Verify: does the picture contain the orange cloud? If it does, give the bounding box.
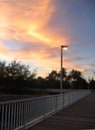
[0,0,54,41]
[0,0,68,47]
[86,64,95,69]
[0,41,10,59]
[0,0,86,77]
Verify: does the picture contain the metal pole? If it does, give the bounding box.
[60,46,63,94]
[60,45,68,94]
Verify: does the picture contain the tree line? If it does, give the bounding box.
[0,60,95,95]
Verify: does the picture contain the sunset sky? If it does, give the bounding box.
[0,0,95,79]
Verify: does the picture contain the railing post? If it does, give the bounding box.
[23,101,26,130]
[56,95,57,111]
[44,96,46,119]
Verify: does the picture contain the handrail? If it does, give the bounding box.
[0,90,91,130]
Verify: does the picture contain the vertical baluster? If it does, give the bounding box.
[32,100,34,120]
[21,101,24,127]
[1,105,4,130]
[17,102,19,128]
[5,105,8,130]
[29,100,31,121]
[17,102,19,127]
[27,100,29,122]
[10,104,13,130]
[29,100,32,120]
[7,104,10,130]
[13,103,16,129]
[25,100,27,124]
[28,100,30,121]
[20,101,23,126]
[19,102,21,127]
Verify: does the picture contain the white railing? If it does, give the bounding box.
[0,90,91,130]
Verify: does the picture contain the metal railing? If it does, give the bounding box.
[0,90,91,130]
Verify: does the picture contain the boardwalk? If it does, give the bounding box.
[28,92,95,130]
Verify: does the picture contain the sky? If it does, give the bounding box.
[0,0,95,79]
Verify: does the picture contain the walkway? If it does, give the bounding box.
[28,92,95,130]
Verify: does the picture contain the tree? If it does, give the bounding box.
[0,60,37,94]
[45,69,68,89]
[67,70,88,89]
[45,70,60,89]
[58,68,67,81]
[89,78,95,89]
[46,70,59,80]
[0,61,7,78]
[58,68,68,89]
[7,60,31,80]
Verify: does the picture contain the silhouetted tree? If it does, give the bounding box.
[0,60,90,95]
[0,60,37,94]
[58,68,68,89]
[89,78,95,89]
[0,61,7,78]
[58,68,67,81]
[45,70,60,89]
[36,76,45,88]
[67,70,88,89]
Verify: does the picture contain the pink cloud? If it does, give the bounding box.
[0,0,89,77]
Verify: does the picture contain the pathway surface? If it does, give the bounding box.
[28,92,95,130]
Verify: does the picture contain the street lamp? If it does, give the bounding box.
[60,45,68,94]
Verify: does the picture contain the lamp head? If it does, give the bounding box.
[61,45,68,50]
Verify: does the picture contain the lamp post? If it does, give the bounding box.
[60,45,68,94]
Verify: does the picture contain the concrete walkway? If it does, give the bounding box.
[28,93,95,130]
